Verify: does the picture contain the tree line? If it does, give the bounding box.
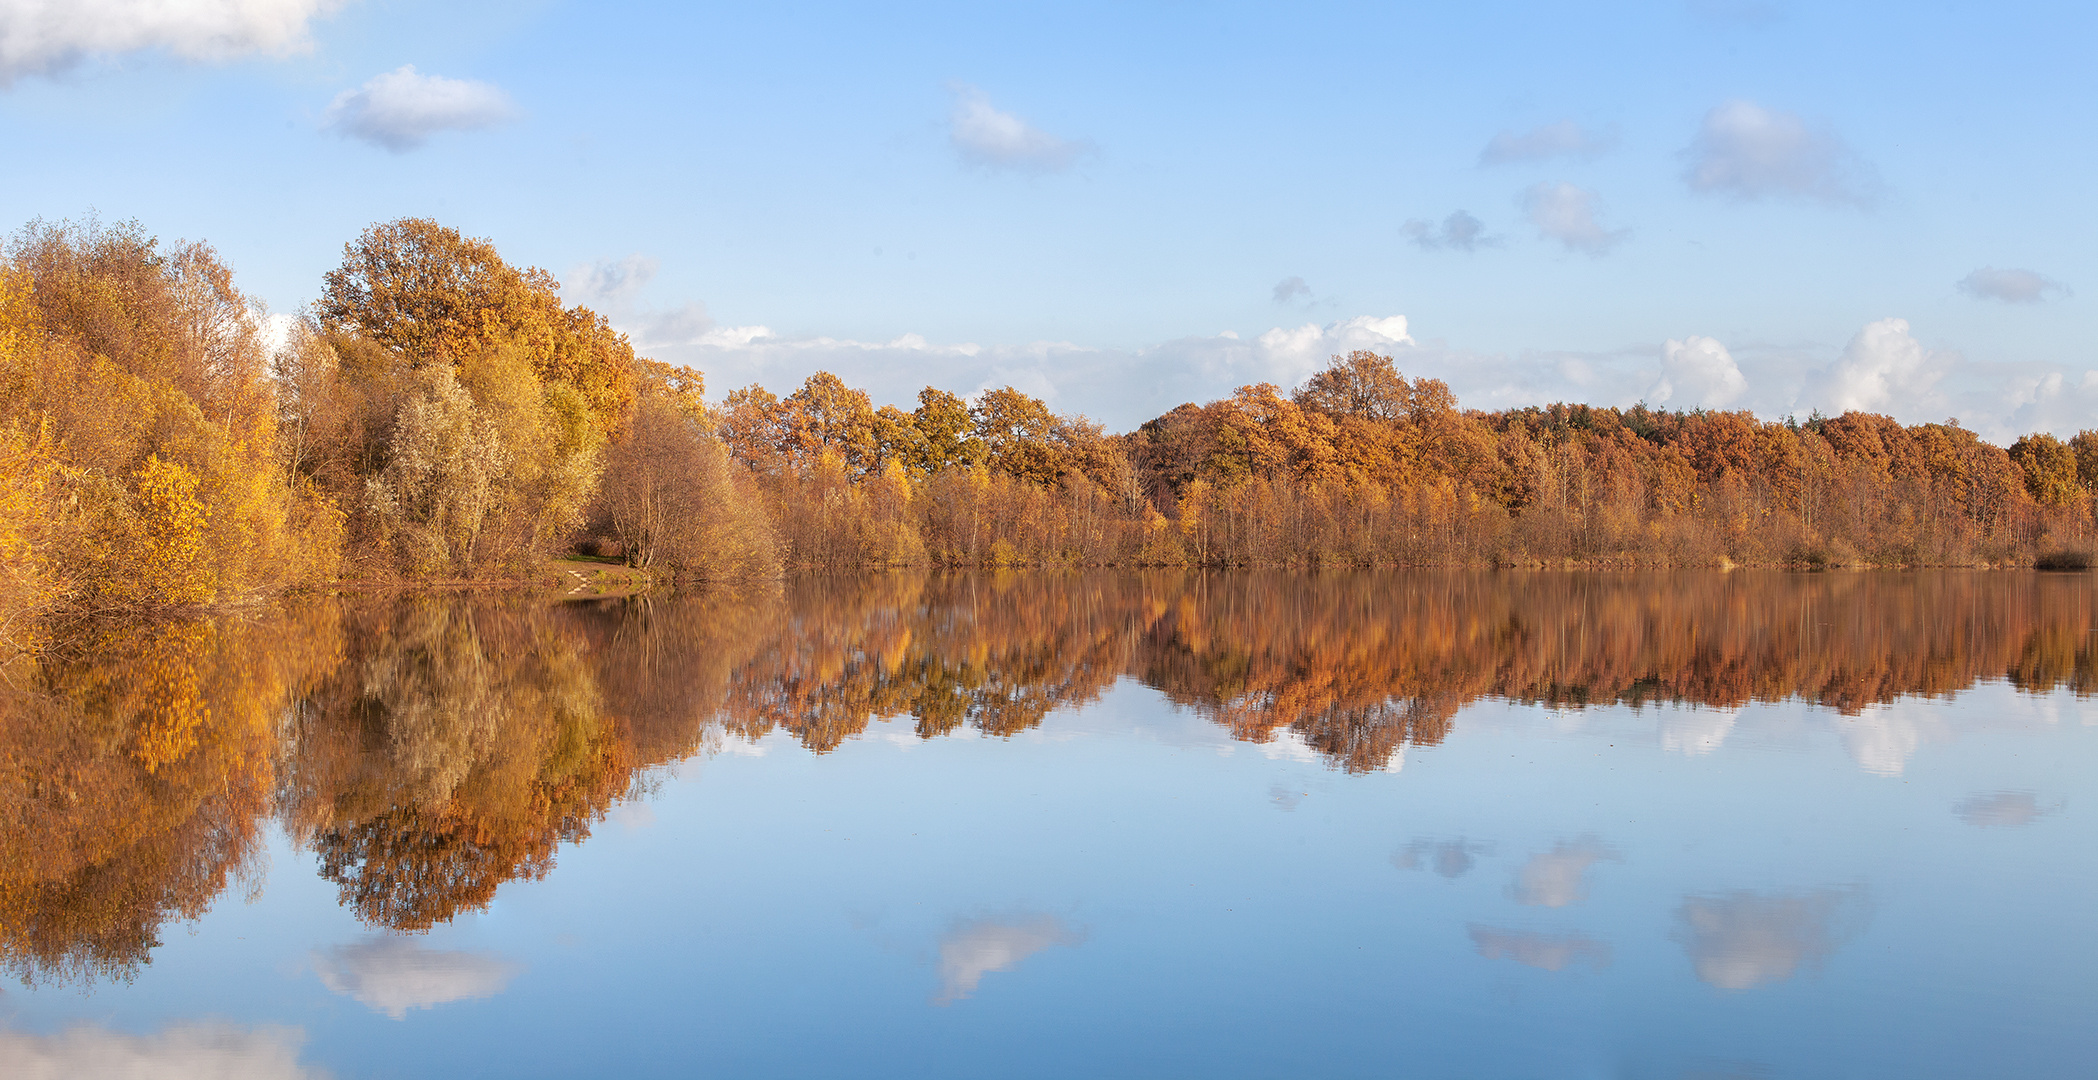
[6,215,2098,648]
[7,569,2098,984]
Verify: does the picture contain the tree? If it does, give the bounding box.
[318,218,635,429]
[363,368,509,575]
[1293,351,1412,420]
[782,371,876,471]
[718,384,791,469]
[2010,433,2082,509]
[973,386,1063,485]
[910,388,985,475]
[600,394,778,579]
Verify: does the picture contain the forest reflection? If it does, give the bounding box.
[4,570,2097,983]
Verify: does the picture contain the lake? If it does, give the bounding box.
[2,572,2093,1079]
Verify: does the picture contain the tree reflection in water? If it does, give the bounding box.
[3,570,2097,981]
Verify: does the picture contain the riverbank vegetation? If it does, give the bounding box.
[5,215,2098,651]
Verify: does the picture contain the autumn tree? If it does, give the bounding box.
[1292,350,1414,420]
[907,388,986,476]
[782,371,878,471]
[973,386,1063,485]
[0,218,325,616]
[600,390,778,579]
[318,218,634,428]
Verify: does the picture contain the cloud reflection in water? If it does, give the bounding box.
[1392,838,1492,879]
[1510,837,1619,907]
[1675,886,1869,990]
[932,914,1085,1006]
[1953,791,2061,828]
[0,1022,323,1079]
[1467,925,1612,972]
[312,937,522,1019]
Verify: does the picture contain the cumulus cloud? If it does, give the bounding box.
[1804,317,1949,417]
[1681,100,1875,206]
[1675,886,1869,990]
[1402,210,1495,252]
[0,0,340,84]
[1511,837,1620,908]
[312,938,522,1019]
[1468,925,1613,971]
[0,1022,324,1079]
[1271,276,1311,304]
[1958,267,2068,304]
[1649,335,1748,409]
[948,85,1088,174]
[932,913,1084,1005]
[325,65,517,152]
[1479,120,1617,165]
[1392,837,1491,878]
[1523,182,1627,256]
[1953,790,2062,828]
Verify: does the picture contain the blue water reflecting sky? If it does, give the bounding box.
[6,674,2092,1079]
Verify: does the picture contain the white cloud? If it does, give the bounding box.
[1682,100,1875,206]
[1468,925,1612,971]
[1255,314,1413,375]
[0,1022,323,1079]
[1479,120,1617,165]
[1675,886,1868,990]
[1650,335,1748,409]
[1271,276,1311,304]
[1953,790,2061,828]
[1402,210,1494,252]
[1524,182,1627,255]
[312,938,522,1019]
[947,85,1088,174]
[932,913,1084,1005]
[325,65,517,152]
[1958,267,2068,304]
[1805,317,1948,416]
[0,0,340,84]
[1510,837,1619,907]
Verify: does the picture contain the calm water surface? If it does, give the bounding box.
[2,572,2093,1078]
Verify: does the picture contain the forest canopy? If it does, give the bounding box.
[5,215,2098,654]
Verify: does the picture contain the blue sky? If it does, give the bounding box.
[2,0,2093,437]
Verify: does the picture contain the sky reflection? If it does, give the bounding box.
[1675,887,1871,991]
[0,1022,323,1080]
[1510,838,1620,908]
[0,573,2091,1078]
[932,914,1086,1006]
[311,938,523,1019]
[1467,925,1613,972]
[1953,791,2062,829]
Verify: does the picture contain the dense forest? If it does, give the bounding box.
[6,570,2098,984]
[5,215,2098,652]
